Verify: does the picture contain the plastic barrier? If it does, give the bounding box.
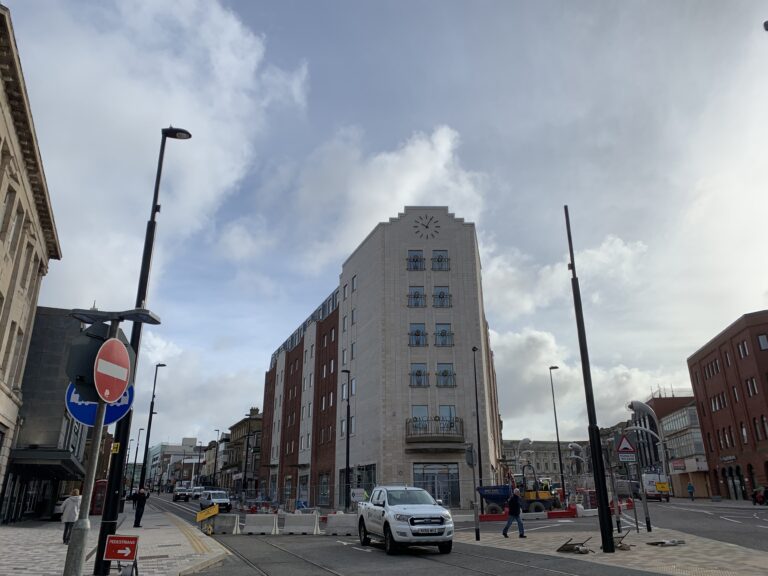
[283,511,320,535]
[325,513,357,536]
[243,514,278,535]
[212,514,240,534]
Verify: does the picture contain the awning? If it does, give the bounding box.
[9,448,85,480]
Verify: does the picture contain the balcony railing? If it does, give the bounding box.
[408,294,426,307]
[433,293,452,308]
[436,371,456,387]
[434,331,454,347]
[407,256,426,271]
[431,256,450,271]
[409,371,429,387]
[405,417,465,443]
[409,331,428,347]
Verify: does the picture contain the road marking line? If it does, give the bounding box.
[720,516,742,523]
[667,505,713,515]
[352,547,371,552]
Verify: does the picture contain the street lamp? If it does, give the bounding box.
[97,126,191,575]
[196,441,203,486]
[213,429,220,487]
[139,362,166,489]
[471,346,484,514]
[548,366,567,503]
[627,400,673,496]
[128,428,144,498]
[515,438,532,474]
[242,412,253,504]
[342,369,352,512]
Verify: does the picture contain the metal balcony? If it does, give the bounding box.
[405,417,465,444]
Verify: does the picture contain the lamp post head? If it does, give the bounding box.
[342,369,351,375]
[156,363,167,368]
[472,346,478,352]
[549,365,559,371]
[162,126,192,140]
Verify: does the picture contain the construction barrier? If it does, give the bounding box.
[212,514,240,534]
[325,512,357,536]
[243,514,278,535]
[283,511,320,535]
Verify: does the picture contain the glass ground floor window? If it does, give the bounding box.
[413,462,460,508]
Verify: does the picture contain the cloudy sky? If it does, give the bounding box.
[8,1,768,457]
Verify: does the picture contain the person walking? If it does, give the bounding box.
[60,488,81,544]
[502,487,526,538]
[133,487,148,527]
[687,482,695,501]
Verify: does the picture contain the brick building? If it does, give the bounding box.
[688,310,768,500]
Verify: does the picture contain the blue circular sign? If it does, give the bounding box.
[65,382,134,427]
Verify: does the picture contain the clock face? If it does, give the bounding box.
[413,215,440,239]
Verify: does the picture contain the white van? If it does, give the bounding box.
[641,473,670,501]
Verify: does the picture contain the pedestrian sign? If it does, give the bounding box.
[104,535,138,561]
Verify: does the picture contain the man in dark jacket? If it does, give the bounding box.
[502,488,526,538]
[133,487,148,527]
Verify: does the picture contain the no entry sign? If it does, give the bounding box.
[94,338,131,403]
[104,535,139,561]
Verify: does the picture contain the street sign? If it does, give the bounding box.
[618,452,637,462]
[616,435,636,453]
[196,504,219,523]
[65,382,134,427]
[94,338,131,403]
[104,535,139,562]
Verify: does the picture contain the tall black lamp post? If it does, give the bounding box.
[548,366,567,503]
[471,346,484,514]
[196,441,203,485]
[128,428,144,498]
[96,126,191,575]
[242,413,253,502]
[139,362,165,489]
[342,369,352,511]
[213,429,220,487]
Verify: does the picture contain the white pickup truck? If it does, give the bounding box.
[357,485,453,554]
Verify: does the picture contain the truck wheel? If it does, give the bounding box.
[438,541,452,554]
[384,525,398,555]
[529,502,545,513]
[358,520,370,546]
[486,503,502,515]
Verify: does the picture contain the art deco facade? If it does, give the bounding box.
[260,207,502,510]
[688,310,768,500]
[0,6,61,498]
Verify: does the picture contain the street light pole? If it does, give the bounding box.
[564,206,614,553]
[213,429,220,487]
[342,369,351,512]
[128,428,144,498]
[548,366,567,504]
[196,442,202,485]
[139,363,165,489]
[242,413,252,504]
[471,346,484,514]
[96,126,191,575]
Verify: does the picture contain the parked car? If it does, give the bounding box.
[200,490,232,512]
[191,486,204,499]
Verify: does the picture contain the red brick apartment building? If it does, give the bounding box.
[688,311,768,500]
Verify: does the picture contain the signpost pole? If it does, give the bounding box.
[63,320,119,576]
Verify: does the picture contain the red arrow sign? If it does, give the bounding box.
[104,535,138,561]
[93,338,131,403]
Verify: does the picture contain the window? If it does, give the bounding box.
[433,286,451,307]
[329,392,334,407]
[412,405,428,431]
[343,315,348,332]
[717,430,723,449]
[342,349,347,365]
[341,418,346,436]
[343,284,348,299]
[763,416,768,440]
[352,275,357,291]
[741,422,749,444]
[747,377,758,397]
[342,381,348,400]
[311,344,314,358]
[725,351,731,367]
[733,386,739,403]
[0,187,16,239]
[310,372,314,387]
[351,416,356,434]
[351,342,355,360]
[318,474,330,506]
[432,250,450,271]
[321,395,326,411]
[322,364,326,378]
[410,363,428,387]
[754,418,762,441]
[439,405,456,431]
[759,334,768,351]
[330,359,335,374]
[323,334,328,348]
[331,328,335,342]
[408,286,426,307]
[351,308,356,325]
[407,249,425,271]
[351,377,356,396]
[409,323,427,347]
[435,323,453,347]
[738,340,749,359]
[436,363,455,387]
[308,402,312,417]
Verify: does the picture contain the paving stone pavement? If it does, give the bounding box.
[454,521,768,576]
[0,504,228,575]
